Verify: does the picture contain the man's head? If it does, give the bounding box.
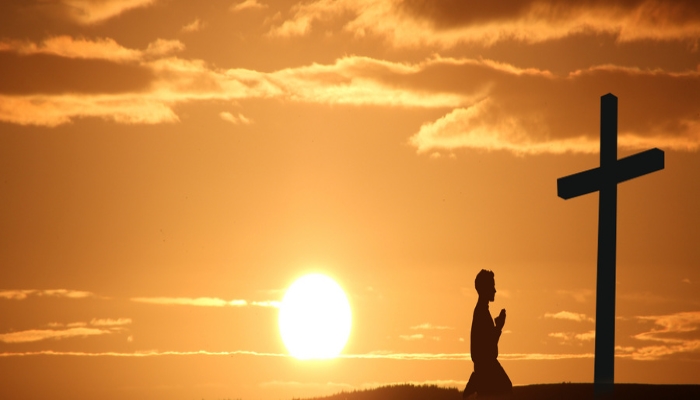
[475,269,496,302]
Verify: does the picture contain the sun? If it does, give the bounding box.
[278,273,352,360]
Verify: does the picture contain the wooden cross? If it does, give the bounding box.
[557,93,664,396]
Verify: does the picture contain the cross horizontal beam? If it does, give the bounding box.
[557,148,665,200]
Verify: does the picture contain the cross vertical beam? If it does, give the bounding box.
[557,93,664,398]
[595,94,617,395]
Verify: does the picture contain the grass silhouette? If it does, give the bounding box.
[292,384,459,400]
[293,383,700,400]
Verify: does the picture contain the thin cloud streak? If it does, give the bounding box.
[0,289,96,300]
[410,323,454,330]
[0,350,594,361]
[48,322,87,328]
[399,334,424,341]
[549,330,596,343]
[131,297,248,307]
[220,111,253,125]
[89,318,132,327]
[0,318,131,343]
[0,36,184,62]
[0,350,287,358]
[618,311,700,360]
[0,327,111,343]
[131,297,279,307]
[544,311,594,323]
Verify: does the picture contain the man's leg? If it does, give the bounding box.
[473,362,512,398]
[463,371,478,398]
[493,361,512,394]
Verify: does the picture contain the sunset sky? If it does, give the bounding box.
[1,1,700,399]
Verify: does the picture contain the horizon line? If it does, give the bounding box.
[0,350,593,361]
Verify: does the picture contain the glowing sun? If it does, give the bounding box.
[278,273,352,360]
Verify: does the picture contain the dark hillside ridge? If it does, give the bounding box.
[295,383,700,400]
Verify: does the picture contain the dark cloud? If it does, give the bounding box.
[0,53,153,95]
[399,0,535,27]
[399,0,700,31]
[270,0,700,47]
[406,58,700,154]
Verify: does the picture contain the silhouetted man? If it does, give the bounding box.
[463,269,512,399]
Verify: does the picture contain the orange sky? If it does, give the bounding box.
[1,1,699,399]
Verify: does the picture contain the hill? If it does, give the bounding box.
[294,383,700,400]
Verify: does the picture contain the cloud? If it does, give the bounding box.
[409,60,700,155]
[575,331,596,341]
[545,310,596,344]
[231,0,268,13]
[58,0,157,25]
[267,0,352,38]
[181,18,204,33]
[0,36,183,62]
[0,53,153,95]
[0,94,179,126]
[544,311,594,323]
[0,45,468,126]
[0,289,96,300]
[1,39,697,156]
[409,323,454,330]
[131,297,249,307]
[549,332,569,340]
[268,0,700,47]
[48,322,87,328]
[617,311,700,360]
[41,289,95,299]
[548,330,595,343]
[89,318,132,327]
[410,100,599,155]
[2,36,140,62]
[399,334,424,341]
[261,56,470,108]
[131,297,278,307]
[1,317,132,343]
[0,327,111,343]
[0,290,35,300]
[220,111,253,125]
